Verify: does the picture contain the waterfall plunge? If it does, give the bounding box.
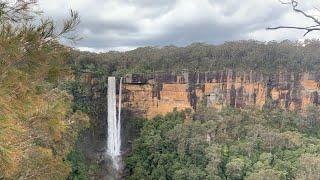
[107,77,122,170]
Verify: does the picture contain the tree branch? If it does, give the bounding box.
[267,26,320,36]
[268,0,320,36]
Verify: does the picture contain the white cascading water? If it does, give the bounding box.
[107,77,122,170]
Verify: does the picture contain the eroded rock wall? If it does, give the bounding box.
[118,70,320,119]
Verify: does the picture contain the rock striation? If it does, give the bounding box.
[120,70,320,119]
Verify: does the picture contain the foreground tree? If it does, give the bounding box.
[0,0,89,179]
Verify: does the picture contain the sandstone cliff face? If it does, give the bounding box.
[119,70,320,119]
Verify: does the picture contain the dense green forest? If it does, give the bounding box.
[125,106,320,180]
[72,40,320,75]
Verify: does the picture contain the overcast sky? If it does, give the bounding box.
[39,0,320,52]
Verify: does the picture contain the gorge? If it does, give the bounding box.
[70,41,320,179]
[98,69,320,179]
[95,69,320,176]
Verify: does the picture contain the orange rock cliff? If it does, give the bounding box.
[83,70,320,119]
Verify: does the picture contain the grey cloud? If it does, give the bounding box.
[79,20,139,34]
[120,0,177,7]
[39,0,316,52]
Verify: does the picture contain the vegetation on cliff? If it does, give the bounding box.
[125,106,320,180]
[0,1,89,179]
[72,39,320,75]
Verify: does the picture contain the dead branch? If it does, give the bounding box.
[267,0,320,36]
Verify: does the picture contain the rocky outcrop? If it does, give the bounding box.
[120,70,320,119]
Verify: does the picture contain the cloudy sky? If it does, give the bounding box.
[39,0,320,52]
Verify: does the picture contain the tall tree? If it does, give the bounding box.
[0,0,89,179]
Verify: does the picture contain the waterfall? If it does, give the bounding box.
[118,77,123,148]
[107,77,122,170]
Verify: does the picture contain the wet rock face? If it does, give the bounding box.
[121,71,320,119]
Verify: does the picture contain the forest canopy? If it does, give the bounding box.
[72,40,320,76]
[125,106,320,180]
